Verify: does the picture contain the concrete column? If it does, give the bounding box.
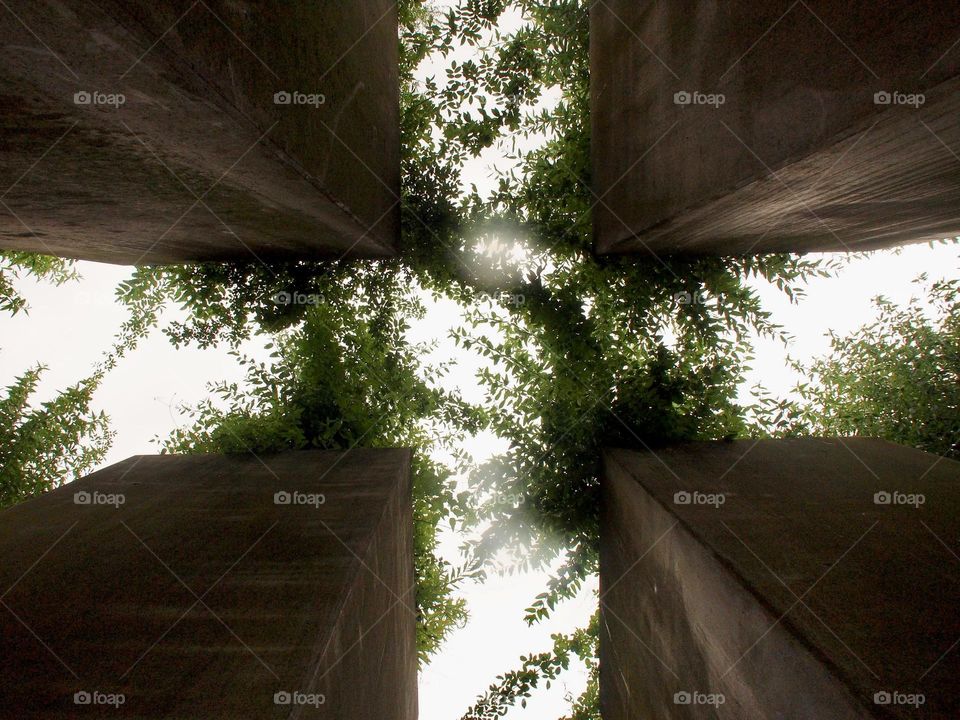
[0,1,398,263]
[592,2,960,255]
[601,438,960,719]
[0,449,417,719]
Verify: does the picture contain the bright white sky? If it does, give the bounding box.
[2,1,960,716]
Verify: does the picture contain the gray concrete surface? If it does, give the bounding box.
[592,2,960,255]
[0,449,417,719]
[0,1,398,263]
[601,438,960,718]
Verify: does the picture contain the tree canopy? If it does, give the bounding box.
[108,1,837,714]
[2,1,957,718]
[756,274,960,459]
[0,252,112,508]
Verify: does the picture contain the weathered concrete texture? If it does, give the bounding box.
[0,449,417,719]
[592,2,960,255]
[601,438,960,719]
[0,1,398,263]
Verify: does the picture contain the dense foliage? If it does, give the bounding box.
[144,265,479,663]
[8,2,956,717]
[110,0,838,714]
[0,253,113,507]
[755,274,960,459]
[0,366,111,508]
[409,3,834,715]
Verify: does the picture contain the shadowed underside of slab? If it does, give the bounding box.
[0,0,398,263]
[592,1,960,255]
[0,449,416,719]
[601,438,960,719]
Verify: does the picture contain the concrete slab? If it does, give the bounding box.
[0,1,398,263]
[592,1,960,255]
[0,449,416,719]
[601,438,960,719]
